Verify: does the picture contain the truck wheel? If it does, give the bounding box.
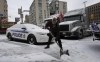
[78,31,83,39]
[93,38,95,41]
[7,33,13,41]
[60,35,65,39]
[27,35,37,45]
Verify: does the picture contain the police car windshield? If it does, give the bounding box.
[24,24,41,29]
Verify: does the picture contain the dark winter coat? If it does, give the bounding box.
[45,20,60,37]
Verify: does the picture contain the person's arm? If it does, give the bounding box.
[45,21,50,30]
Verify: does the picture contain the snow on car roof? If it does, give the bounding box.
[64,8,85,17]
[59,20,79,25]
[23,24,41,29]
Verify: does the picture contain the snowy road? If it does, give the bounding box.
[0,34,100,62]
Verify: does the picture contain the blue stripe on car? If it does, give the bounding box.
[11,30,28,33]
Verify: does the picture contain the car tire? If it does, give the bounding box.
[27,34,37,45]
[7,33,13,41]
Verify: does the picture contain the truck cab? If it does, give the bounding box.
[59,8,90,38]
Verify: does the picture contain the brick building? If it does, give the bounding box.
[87,2,100,23]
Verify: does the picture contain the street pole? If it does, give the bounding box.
[83,1,87,8]
[20,7,23,24]
[18,7,29,24]
[18,6,23,24]
[20,14,23,24]
[83,1,89,28]
[83,1,87,13]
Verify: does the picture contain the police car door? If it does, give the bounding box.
[11,24,22,39]
[20,24,28,40]
[12,24,26,40]
[16,24,27,40]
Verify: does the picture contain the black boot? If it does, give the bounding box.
[60,49,63,56]
[66,50,70,56]
[44,46,49,49]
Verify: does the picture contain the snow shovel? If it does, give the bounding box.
[54,37,70,56]
[50,32,70,56]
[57,41,69,56]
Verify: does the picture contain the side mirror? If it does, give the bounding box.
[21,28,26,30]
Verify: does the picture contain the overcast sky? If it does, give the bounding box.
[7,0,100,21]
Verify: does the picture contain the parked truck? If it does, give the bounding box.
[0,17,15,34]
[59,8,91,38]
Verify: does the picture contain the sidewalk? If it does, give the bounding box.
[0,52,60,62]
[0,41,60,62]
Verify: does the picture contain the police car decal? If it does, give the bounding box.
[11,30,28,33]
[11,30,28,38]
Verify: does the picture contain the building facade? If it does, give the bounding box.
[29,0,50,26]
[0,0,8,18]
[50,0,67,15]
[87,2,100,23]
[24,15,30,23]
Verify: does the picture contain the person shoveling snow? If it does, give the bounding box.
[44,17,70,57]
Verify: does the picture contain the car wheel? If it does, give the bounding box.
[7,33,13,41]
[27,35,37,45]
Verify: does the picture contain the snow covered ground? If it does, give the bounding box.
[61,37,100,62]
[0,35,100,62]
[0,35,60,62]
[0,34,7,40]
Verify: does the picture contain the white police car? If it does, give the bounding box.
[6,24,49,44]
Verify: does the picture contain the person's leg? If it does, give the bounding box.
[55,38,63,56]
[45,33,53,49]
[58,39,63,50]
[55,36,63,50]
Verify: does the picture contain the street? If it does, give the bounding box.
[0,0,100,62]
[0,34,100,62]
